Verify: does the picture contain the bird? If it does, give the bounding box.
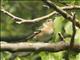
[32,19,54,42]
[8,19,54,60]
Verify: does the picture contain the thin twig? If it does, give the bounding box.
[1,8,57,24]
[58,32,64,41]
[70,12,76,47]
[61,5,80,10]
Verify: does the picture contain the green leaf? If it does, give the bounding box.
[75,28,80,44]
[64,22,72,35]
[76,53,80,60]
[53,16,65,42]
[54,16,65,33]
[39,52,55,60]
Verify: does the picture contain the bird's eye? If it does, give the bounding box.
[47,20,50,22]
[47,19,52,22]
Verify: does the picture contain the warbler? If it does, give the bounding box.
[33,19,54,42]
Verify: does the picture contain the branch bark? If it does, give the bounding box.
[42,0,80,28]
[0,42,80,52]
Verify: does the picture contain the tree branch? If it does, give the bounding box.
[1,5,80,28]
[0,42,80,52]
[1,7,56,24]
[70,13,76,47]
[61,5,80,10]
[42,0,80,28]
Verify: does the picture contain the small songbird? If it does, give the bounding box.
[8,19,54,60]
[33,19,54,42]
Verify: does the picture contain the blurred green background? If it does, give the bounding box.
[0,0,80,60]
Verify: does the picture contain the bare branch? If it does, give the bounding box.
[0,42,80,52]
[70,12,76,47]
[1,5,80,28]
[1,8,56,24]
[58,32,64,41]
[42,0,80,28]
[61,5,80,10]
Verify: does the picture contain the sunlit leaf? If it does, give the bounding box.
[64,22,72,35]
